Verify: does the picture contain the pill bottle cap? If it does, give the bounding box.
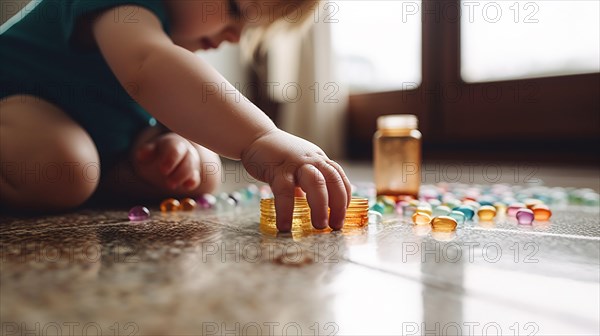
[377,115,418,130]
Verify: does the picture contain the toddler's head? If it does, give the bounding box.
[166,0,320,51]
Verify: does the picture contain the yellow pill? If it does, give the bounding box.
[524,198,543,210]
[160,198,181,212]
[493,202,507,215]
[431,216,458,232]
[412,212,432,225]
[477,205,497,221]
[416,206,433,216]
[532,204,552,221]
[180,198,197,211]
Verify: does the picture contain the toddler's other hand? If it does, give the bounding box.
[133,132,201,192]
[241,129,352,231]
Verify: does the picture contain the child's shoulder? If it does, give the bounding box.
[65,0,171,47]
[1,0,170,47]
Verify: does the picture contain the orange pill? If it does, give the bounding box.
[412,212,432,225]
[532,204,552,221]
[181,198,197,211]
[160,198,181,212]
[431,216,458,232]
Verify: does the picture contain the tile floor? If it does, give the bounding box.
[1,162,598,335]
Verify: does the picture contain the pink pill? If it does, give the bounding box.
[516,209,534,225]
[128,206,150,221]
[507,203,525,217]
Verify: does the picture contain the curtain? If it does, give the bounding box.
[266,19,348,159]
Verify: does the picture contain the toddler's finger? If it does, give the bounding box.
[136,143,156,164]
[157,139,187,175]
[327,160,353,208]
[317,162,347,230]
[294,187,305,197]
[271,173,296,232]
[297,164,329,230]
[167,151,199,190]
[182,172,200,190]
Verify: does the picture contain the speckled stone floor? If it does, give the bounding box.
[1,162,599,335]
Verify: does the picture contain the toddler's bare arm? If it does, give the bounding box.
[92,6,351,230]
[93,6,274,160]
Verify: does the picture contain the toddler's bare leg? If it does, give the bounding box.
[0,95,100,211]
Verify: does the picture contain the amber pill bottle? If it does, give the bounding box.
[373,115,422,201]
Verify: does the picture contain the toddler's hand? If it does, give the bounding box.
[241,129,352,231]
[133,132,201,191]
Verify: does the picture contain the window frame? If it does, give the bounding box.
[347,0,600,160]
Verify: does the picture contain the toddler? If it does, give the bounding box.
[0,0,351,231]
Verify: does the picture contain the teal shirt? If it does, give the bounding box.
[0,0,170,171]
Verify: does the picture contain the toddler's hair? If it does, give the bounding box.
[240,0,321,60]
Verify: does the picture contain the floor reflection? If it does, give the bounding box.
[1,201,598,335]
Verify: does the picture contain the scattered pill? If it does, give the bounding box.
[455,205,475,220]
[197,194,217,209]
[493,202,507,215]
[507,203,526,217]
[128,206,150,221]
[431,216,458,232]
[160,198,181,212]
[180,198,197,211]
[370,202,385,215]
[416,206,433,216]
[477,205,497,221]
[448,210,466,225]
[432,205,451,217]
[412,212,432,225]
[516,209,535,225]
[532,204,552,221]
[524,198,543,210]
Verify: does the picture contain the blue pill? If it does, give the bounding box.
[449,210,466,225]
[455,205,475,220]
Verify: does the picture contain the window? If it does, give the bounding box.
[331,1,422,93]
[347,0,600,159]
[461,1,600,82]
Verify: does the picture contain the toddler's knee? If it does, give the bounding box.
[1,134,100,211]
[47,136,100,209]
[55,167,99,209]
[0,94,100,211]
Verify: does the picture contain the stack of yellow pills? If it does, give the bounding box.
[260,197,312,233]
[260,197,372,233]
[344,197,371,227]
